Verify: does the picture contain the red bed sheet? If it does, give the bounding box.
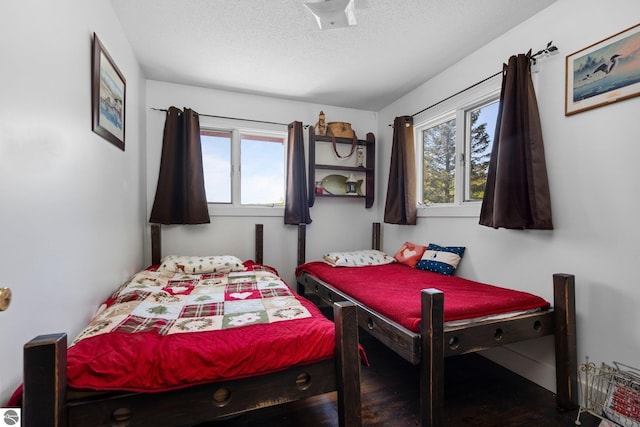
[296,262,550,333]
[66,262,337,393]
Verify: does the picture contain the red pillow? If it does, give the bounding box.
[393,242,427,267]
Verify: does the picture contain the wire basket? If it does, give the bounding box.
[576,360,640,427]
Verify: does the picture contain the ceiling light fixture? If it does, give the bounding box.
[304,0,357,30]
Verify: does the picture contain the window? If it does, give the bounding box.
[467,100,499,201]
[201,128,286,209]
[421,117,457,204]
[240,134,285,205]
[415,84,500,216]
[201,130,232,203]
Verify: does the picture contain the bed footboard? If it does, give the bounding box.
[419,274,578,427]
[23,303,361,427]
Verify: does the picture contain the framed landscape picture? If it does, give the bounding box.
[565,23,640,116]
[92,33,126,150]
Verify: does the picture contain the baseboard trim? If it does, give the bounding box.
[480,345,557,393]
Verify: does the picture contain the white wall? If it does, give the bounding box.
[0,1,146,404]
[146,81,379,286]
[377,0,640,391]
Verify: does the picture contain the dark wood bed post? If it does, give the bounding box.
[372,222,381,251]
[255,224,264,265]
[151,223,161,265]
[297,224,306,266]
[334,301,362,427]
[553,273,578,410]
[23,333,67,427]
[420,289,445,427]
[296,225,307,295]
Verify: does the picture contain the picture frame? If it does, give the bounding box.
[92,33,126,150]
[565,23,640,116]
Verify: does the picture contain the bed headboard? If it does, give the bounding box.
[296,222,381,266]
[150,223,264,265]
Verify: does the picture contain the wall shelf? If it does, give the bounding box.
[308,127,375,208]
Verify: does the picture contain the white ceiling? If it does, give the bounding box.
[111,0,557,111]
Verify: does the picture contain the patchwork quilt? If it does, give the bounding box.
[73,268,310,343]
[67,262,337,392]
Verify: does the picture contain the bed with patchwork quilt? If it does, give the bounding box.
[295,222,578,427]
[19,224,362,427]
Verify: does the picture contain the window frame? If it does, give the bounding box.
[200,120,288,218]
[414,77,501,218]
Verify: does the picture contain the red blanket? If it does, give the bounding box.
[66,262,337,393]
[296,262,550,332]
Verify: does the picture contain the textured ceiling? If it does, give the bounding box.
[111,0,556,111]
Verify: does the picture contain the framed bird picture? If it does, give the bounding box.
[565,22,640,116]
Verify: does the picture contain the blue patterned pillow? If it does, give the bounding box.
[415,243,465,276]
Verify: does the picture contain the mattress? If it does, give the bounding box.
[296,261,550,333]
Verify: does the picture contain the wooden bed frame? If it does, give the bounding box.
[296,222,578,427]
[22,223,362,427]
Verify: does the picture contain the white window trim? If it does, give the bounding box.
[208,204,284,218]
[413,76,501,218]
[199,118,288,217]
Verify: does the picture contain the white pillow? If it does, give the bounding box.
[322,250,396,267]
[158,255,246,274]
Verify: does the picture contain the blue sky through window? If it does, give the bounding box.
[201,133,231,203]
[201,132,285,205]
[240,137,284,205]
[475,100,499,157]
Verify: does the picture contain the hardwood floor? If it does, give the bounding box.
[198,330,598,427]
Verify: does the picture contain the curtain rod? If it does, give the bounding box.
[150,107,292,127]
[390,41,558,126]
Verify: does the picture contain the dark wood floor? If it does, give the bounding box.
[198,327,599,427]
